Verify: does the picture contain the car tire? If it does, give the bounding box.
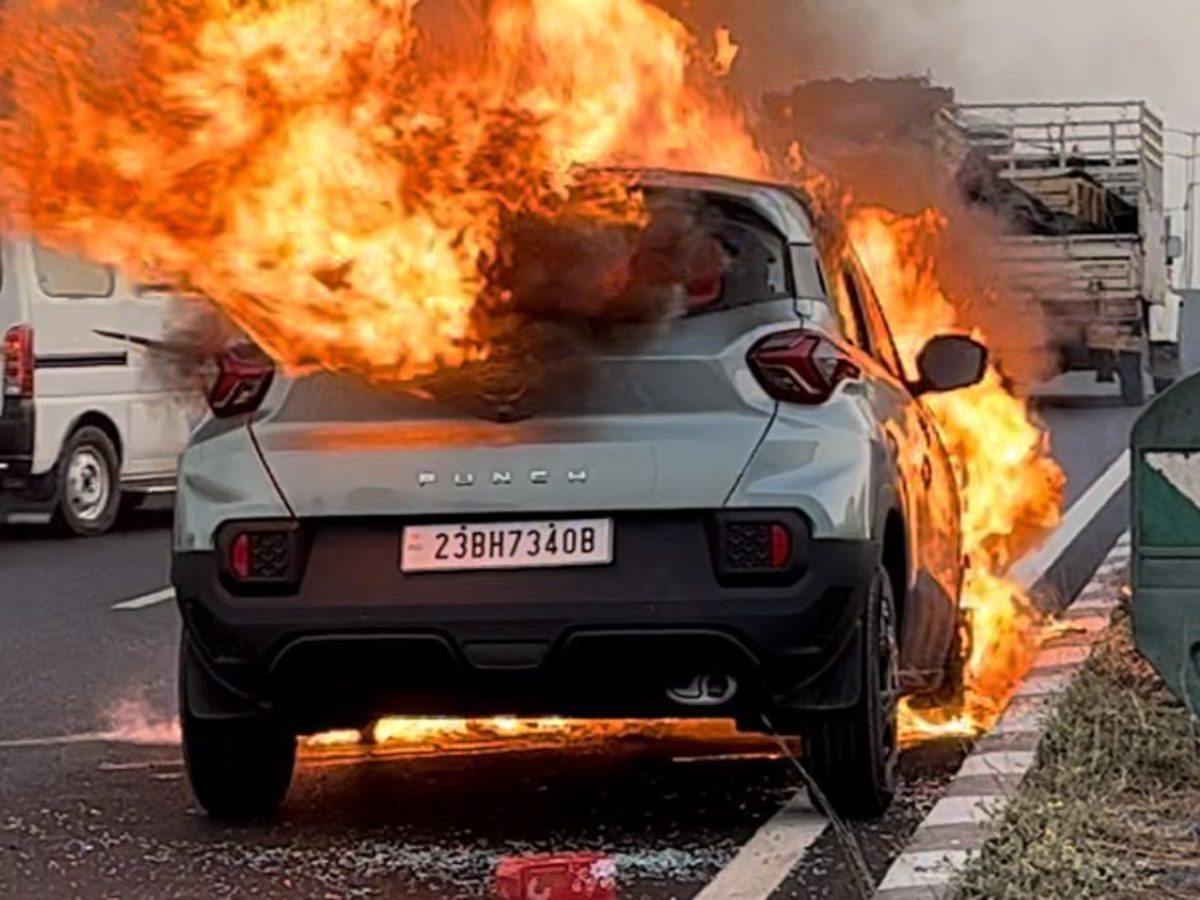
[802,562,899,820]
[179,637,296,820]
[52,426,121,537]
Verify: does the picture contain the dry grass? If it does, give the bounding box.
[954,611,1200,900]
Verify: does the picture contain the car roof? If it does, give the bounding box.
[628,169,816,246]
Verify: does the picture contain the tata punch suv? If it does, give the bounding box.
[172,171,986,821]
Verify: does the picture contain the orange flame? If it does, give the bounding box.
[846,207,1065,740]
[0,0,763,382]
[711,26,740,77]
[0,1,1065,746]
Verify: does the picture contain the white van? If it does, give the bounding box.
[0,240,203,535]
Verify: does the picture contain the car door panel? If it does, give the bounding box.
[835,253,963,688]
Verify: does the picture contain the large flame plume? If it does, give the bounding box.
[0,0,1064,743]
[845,207,1065,740]
[0,0,762,381]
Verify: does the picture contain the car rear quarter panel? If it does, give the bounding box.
[174,421,291,552]
[727,383,891,543]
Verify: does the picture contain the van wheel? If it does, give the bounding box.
[53,426,121,537]
[803,562,900,819]
[180,637,296,819]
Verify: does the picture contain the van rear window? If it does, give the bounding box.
[33,243,115,298]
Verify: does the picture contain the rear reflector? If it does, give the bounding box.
[220,523,305,593]
[770,523,792,569]
[2,324,33,399]
[230,533,251,580]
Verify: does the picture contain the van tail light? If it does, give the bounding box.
[2,324,33,399]
[220,522,305,593]
[747,329,860,404]
[209,344,274,418]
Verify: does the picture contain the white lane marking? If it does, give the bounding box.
[1030,644,1092,670]
[1014,671,1074,698]
[990,702,1051,737]
[959,751,1037,778]
[0,732,110,749]
[877,850,973,891]
[1009,450,1130,588]
[1053,615,1111,635]
[111,587,175,611]
[923,795,997,828]
[1070,595,1121,614]
[693,792,828,900]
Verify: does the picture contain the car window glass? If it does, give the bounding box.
[851,261,907,379]
[629,191,791,315]
[835,266,872,352]
[33,243,115,298]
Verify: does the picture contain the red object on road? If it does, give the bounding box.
[493,852,617,900]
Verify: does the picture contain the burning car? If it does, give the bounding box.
[171,170,987,821]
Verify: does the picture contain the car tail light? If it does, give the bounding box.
[747,329,860,404]
[2,324,33,399]
[220,522,305,593]
[711,512,808,585]
[208,344,274,418]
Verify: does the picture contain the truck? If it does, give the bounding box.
[762,81,1182,404]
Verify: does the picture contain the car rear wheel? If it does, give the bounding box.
[179,637,296,820]
[53,426,121,537]
[802,562,899,820]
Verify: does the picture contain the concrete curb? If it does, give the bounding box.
[872,531,1131,899]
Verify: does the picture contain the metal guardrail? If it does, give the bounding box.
[1131,371,1200,712]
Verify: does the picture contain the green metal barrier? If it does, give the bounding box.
[1132,371,1200,712]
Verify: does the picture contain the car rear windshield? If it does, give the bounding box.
[630,188,792,315]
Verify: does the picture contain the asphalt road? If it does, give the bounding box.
[1,299,1189,899]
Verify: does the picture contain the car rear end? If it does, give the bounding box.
[173,176,895,817]
[0,243,39,516]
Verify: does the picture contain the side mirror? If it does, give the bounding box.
[912,334,988,396]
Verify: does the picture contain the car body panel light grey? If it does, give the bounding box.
[174,426,291,552]
[726,397,878,541]
[246,414,780,517]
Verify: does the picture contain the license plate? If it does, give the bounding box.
[400,519,613,573]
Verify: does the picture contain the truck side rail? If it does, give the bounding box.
[936,101,1164,207]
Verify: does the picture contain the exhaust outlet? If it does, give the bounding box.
[666,674,738,707]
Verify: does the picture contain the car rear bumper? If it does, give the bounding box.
[0,397,34,476]
[0,397,55,522]
[173,514,878,732]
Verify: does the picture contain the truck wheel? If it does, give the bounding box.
[180,638,296,820]
[1118,352,1145,407]
[802,562,899,819]
[1150,342,1181,396]
[1154,375,1177,395]
[52,426,121,537]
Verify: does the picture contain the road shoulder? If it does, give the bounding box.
[874,533,1132,899]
